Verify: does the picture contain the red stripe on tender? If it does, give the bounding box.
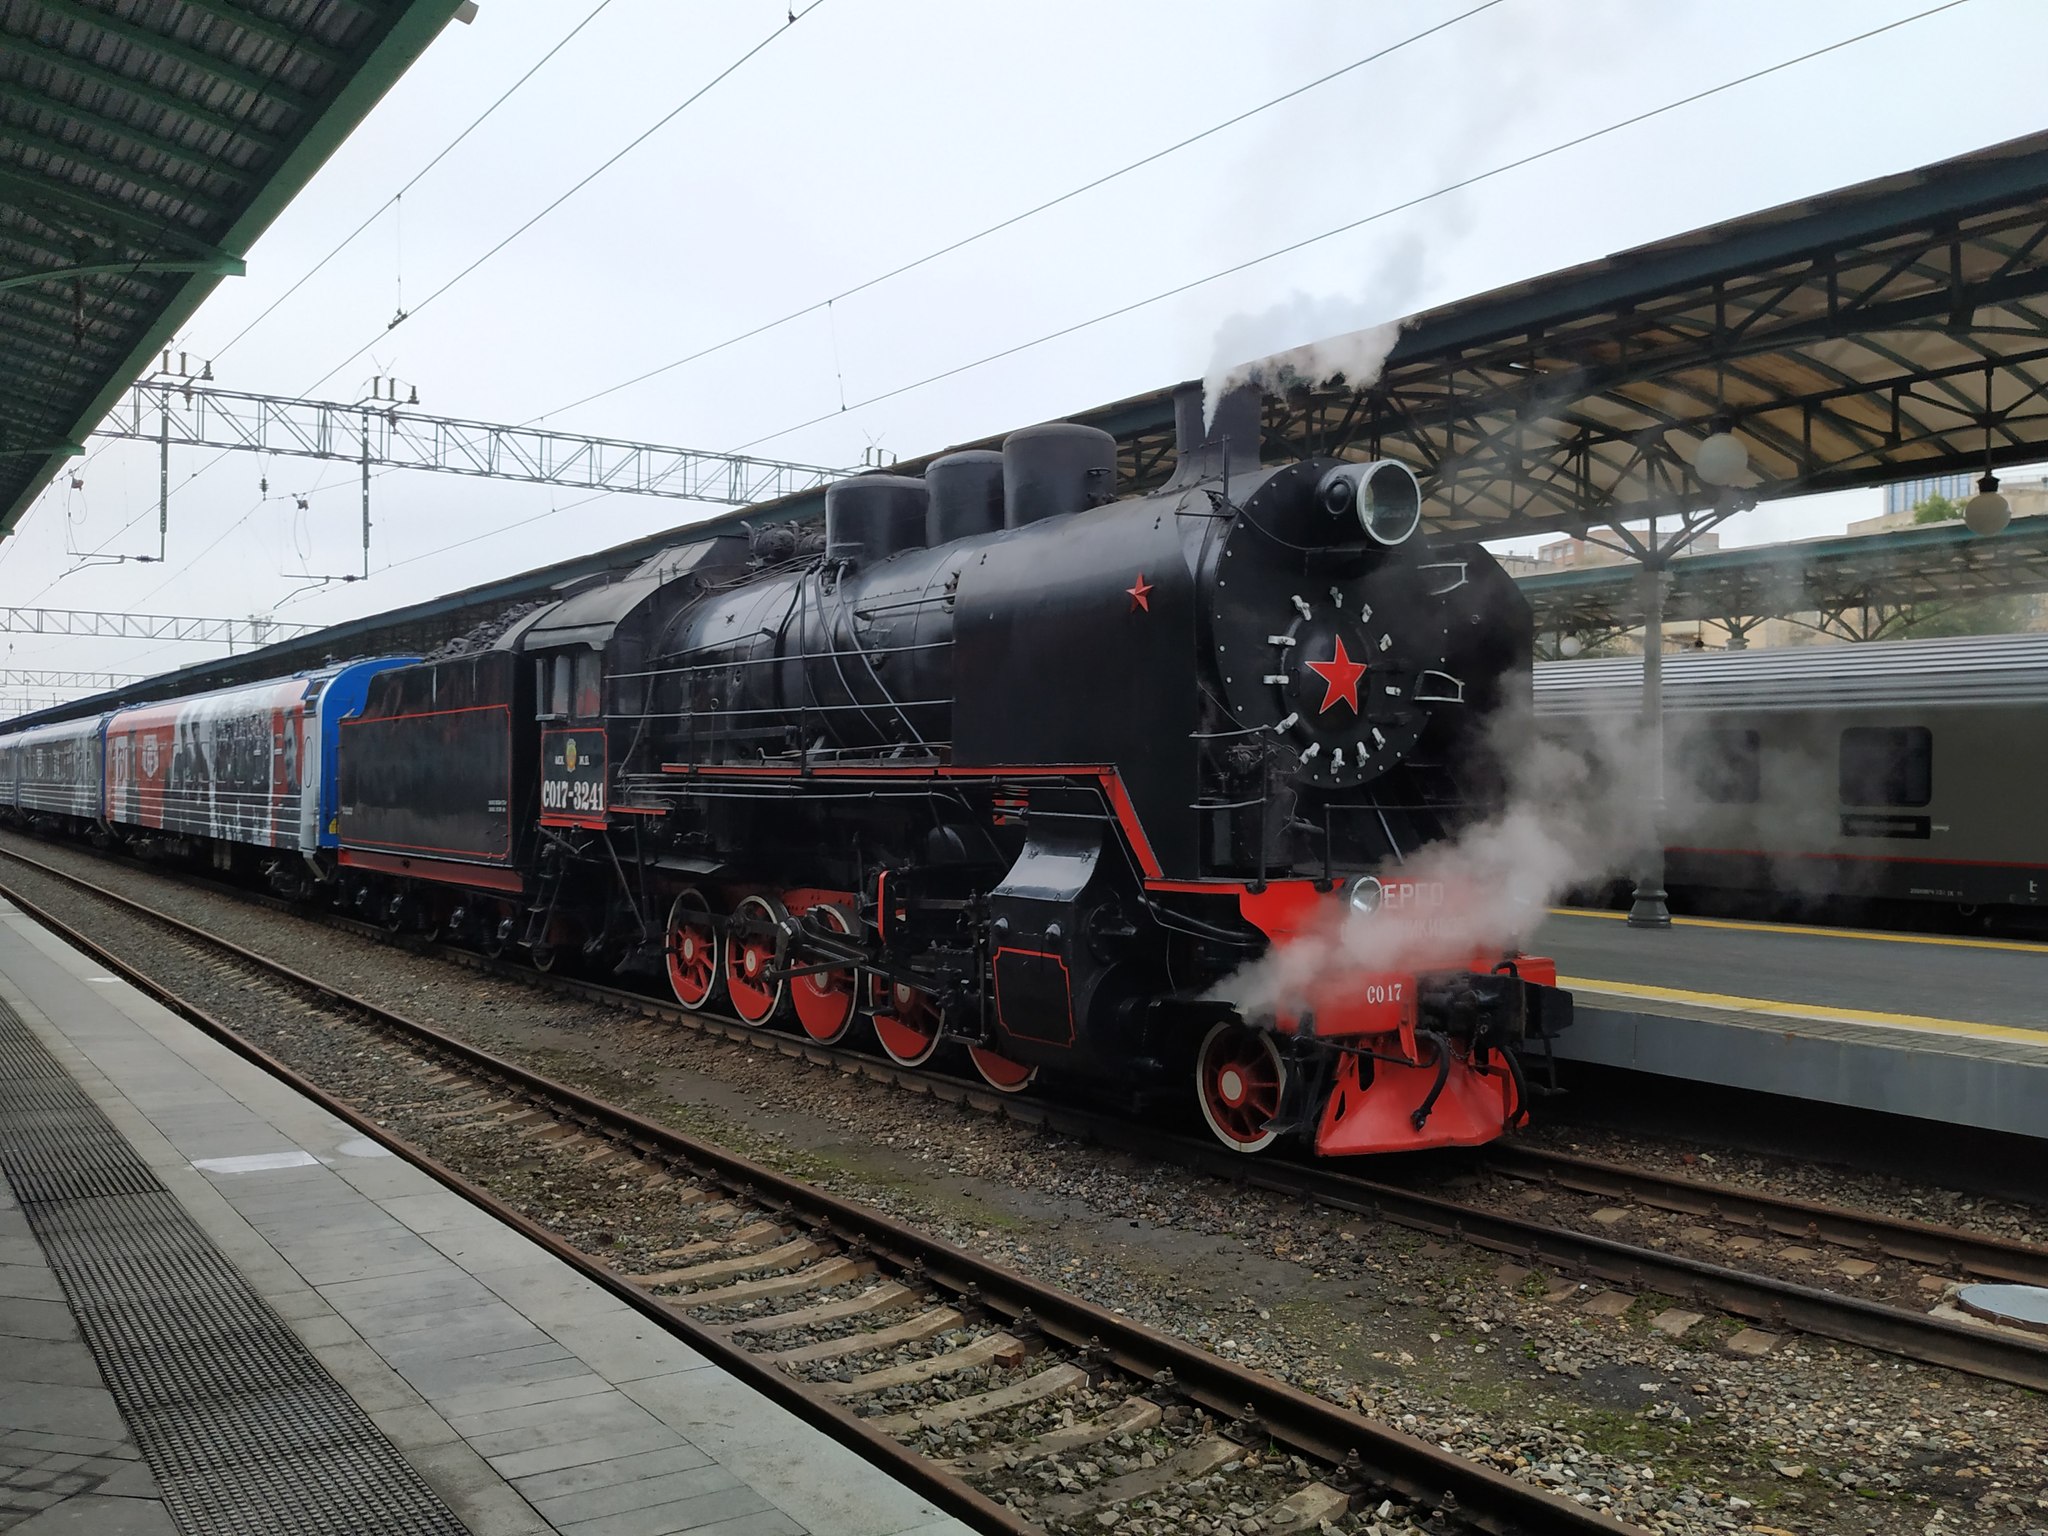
[339,848,525,893]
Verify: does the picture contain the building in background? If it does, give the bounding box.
[1509,476,2048,655]
[1882,471,1975,515]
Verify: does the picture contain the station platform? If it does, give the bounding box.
[0,897,968,1536]
[1536,908,2048,1141]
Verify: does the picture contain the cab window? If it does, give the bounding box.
[572,651,603,721]
[536,655,572,720]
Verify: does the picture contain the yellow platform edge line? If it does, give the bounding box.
[1548,906,2048,956]
[1557,974,2048,1045]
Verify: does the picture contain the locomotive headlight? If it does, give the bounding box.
[1317,461,1422,546]
[1348,875,1384,917]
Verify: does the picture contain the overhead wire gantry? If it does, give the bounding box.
[92,374,851,577]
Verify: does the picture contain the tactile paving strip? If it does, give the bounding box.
[0,999,469,1535]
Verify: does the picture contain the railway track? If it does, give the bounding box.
[6,835,2048,1400]
[0,846,1637,1536]
[7,838,2048,1391]
[1478,1144,2048,1290]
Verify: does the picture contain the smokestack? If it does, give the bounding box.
[1169,381,1262,487]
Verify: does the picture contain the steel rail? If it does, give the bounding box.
[7,835,2047,1395]
[420,935,2048,1389]
[0,849,1639,1536]
[1481,1145,2048,1289]
[0,873,1031,1536]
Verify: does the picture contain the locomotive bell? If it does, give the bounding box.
[1317,460,1422,546]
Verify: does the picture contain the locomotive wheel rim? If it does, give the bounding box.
[874,983,942,1067]
[1196,1020,1286,1153]
[724,894,786,1026]
[790,903,857,1043]
[968,1044,1036,1093]
[666,888,721,1011]
[531,942,559,973]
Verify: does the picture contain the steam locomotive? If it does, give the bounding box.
[0,384,1570,1156]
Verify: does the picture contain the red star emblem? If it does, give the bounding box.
[1127,572,1153,612]
[1306,636,1368,714]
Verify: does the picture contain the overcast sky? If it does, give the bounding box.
[3,0,2042,706]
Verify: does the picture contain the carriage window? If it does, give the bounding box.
[1838,726,1931,807]
[572,651,603,721]
[1677,729,1759,804]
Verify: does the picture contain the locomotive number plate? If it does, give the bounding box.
[540,729,608,826]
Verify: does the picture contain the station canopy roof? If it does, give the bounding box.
[1519,513,2048,639]
[24,124,2048,720]
[523,125,2048,560]
[0,0,463,539]
[1107,126,2048,539]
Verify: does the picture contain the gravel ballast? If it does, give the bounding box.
[2,832,2044,1536]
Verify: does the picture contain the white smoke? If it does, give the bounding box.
[1210,698,1658,1022]
[1203,318,1406,430]
[1198,232,1430,431]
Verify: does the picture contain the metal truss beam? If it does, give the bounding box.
[0,669,143,689]
[97,383,849,506]
[1520,514,2048,642]
[0,606,313,646]
[1076,201,2048,542]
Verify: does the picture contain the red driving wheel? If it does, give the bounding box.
[873,979,943,1067]
[1196,1021,1287,1153]
[723,894,787,1026]
[968,1044,1036,1094]
[665,888,720,1010]
[790,903,858,1044]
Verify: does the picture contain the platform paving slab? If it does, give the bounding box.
[0,898,971,1536]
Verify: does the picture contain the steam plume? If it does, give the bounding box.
[1203,318,1405,430]
[1209,698,1657,1022]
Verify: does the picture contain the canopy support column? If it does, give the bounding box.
[1628,548,1671,928]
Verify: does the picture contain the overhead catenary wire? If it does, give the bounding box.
[70,0,1455,600]
[530,0,1507,426]
[731,0,1972,455]
[205,0,619,367]
[45,0,626,585]
[47,0,1982,673]
[86,4,830,636]
[342,0,1975,584]
[298,0,830,400]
